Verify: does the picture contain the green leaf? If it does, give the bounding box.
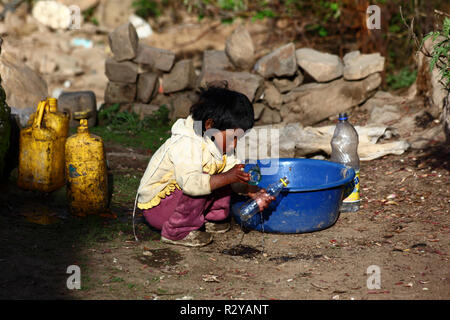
[221,17,235,24]
[389,25,401,33]
[318,26,328,37]
[330,3,339,12]
[252,9,276,21]
[432,31,441,41]
[443,18,450,37]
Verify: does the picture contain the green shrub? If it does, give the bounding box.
[252,9,276,21]
[132,0,161,19]
[217,0,246,11]
[421,17,450,89]
[386,67,418,90]
[94,104,172,151]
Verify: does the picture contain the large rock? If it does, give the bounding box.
[360,90,406,114]
[295,48,343,82]
[408,122,446,150]
[0,52,48,127]
[131,103,160,120]
[281,73,381,125]
[235,122,300,160]
[343,50,385,80]
[368,104,401,126]
[148,93,172,117]
[279,123,302,157]
[22,46,84,77]
[225,26,254,70]
[95,0,134,29]
[416,36,449,137]
[272,72,304,93]
[263,82,282,110]
[137,72,159,103]
[253,103,265,120]
[254,43,297,78]
[59,0,99,11]
[32,0,73,30]
[105,58,138,83]
[58,91,97,128]
[108,23,139,62]
[104,81,136,104]
[239,122,410,161]
[202,50,233,72]
[2,3,38,36]
[255,107,282,125]
[133,44,175,72]
[198,69,264,102]
[167,91,198,120]
[235,124,279,161]
[295,125,410,160]
[162,59,196,94]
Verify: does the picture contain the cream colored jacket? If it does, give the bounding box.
[137,115,240,209]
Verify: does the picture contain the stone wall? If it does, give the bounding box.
[104,23,385,126]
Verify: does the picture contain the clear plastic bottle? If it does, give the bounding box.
[247,164,261,186]
[330,112,360,212]
[239,177,290,222]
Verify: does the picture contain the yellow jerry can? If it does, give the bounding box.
[65,111,108,217]
[17,98,69,192]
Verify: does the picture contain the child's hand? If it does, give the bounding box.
[224,164,250,184]
[249,188,276,212]
[210,164,249,191]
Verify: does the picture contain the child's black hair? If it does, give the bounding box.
[190,83,254,135]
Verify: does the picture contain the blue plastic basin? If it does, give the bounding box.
[231,158,355,233]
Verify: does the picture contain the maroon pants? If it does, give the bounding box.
[143,186,231,241]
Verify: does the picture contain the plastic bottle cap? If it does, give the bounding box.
[47,98,58,112]
[280,178,288,187]
[77,119,89,134]
[338,113,348,121]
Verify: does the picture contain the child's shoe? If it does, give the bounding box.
[205,221,231,234]
[161,230,213,247]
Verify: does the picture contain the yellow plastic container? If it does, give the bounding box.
[18,98,69,192]
[65,111,108,217]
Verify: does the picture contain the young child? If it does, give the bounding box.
[136,86,274,247]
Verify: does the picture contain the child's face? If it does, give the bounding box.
[212,128,245,155]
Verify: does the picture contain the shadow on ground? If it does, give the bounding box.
[0,176,139,299]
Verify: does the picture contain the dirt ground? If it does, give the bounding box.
[1,136,448,300]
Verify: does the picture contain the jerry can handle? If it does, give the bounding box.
[33,100,47,129]
[73,110,92,120]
